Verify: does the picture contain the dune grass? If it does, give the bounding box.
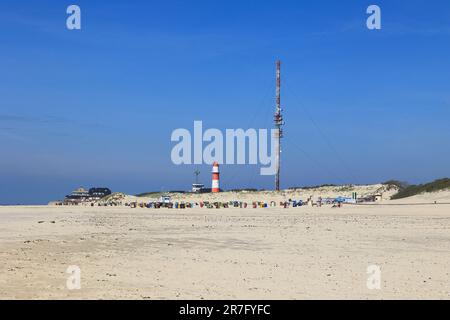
[390,178,450,199]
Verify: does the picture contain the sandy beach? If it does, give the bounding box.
[1,189,450,300]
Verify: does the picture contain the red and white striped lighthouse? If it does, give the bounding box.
[211,162,220,193]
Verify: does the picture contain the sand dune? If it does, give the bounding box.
[105,184,400,206]
[390,190,450,204]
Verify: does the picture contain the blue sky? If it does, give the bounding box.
[0,0,449,204]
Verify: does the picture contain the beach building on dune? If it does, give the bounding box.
[64,187,90,204]
[64,187,112,205]
[88,188,112,200]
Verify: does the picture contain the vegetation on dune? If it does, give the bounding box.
[133,178,449,200]
[135,192,161,198]
[383,180,409,190]
[390,178,450,200]
[99,192,126,202]
[288,184,338,190]
[138,189,265,195]
[229,188,259,192]
[135,190,186,198]
[136,191,186,197]
[337,185,355,192]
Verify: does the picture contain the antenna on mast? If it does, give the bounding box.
[274,60,284,191]
[194,170,200,184]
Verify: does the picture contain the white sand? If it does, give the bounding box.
[1,190,450,300]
